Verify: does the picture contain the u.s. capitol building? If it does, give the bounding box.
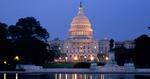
[48,3,134,62]
[49,3,110,62]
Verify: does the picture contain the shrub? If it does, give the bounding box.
[74,62,90,68]
[97,62,105,66]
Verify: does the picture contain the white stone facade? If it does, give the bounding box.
[114,40,135,49]
[123,40,135,49]
[99,39,110,53]
[63,39,99,62]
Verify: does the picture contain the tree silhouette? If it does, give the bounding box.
[0,22,8,40]
[0,22,15,70]
[0,17,60,69]
[8,17,50,65]
[133,34,150,68]
[8,25,21,41]
[109,39,114,51]
[14,17,49,40]
[113,46,127,66]
[148,26,150,30]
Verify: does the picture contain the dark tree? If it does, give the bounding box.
[133,34,150,68]
[0,22,8,40]
[15,17,49,40]
[148,26,150,30]
[109,39,114,51]
[113,46,127,66]
[0,22,15,70]
[8,25,21,41]
[8,17,50,65]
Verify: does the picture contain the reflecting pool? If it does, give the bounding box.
[0,73,150,79]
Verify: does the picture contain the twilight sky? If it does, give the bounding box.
[0,0,150,41]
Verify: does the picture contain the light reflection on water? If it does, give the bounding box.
[3,73,18,79]
[1,73,150,79]
[15,73,18,79]
[55,74,109,79]
[3,73,6,79]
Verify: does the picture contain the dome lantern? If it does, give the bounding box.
[69,3,93,39]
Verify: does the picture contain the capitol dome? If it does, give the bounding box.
[69,3,93,39]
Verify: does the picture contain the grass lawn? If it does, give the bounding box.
[43,62,75,68]
[43,62,104,68]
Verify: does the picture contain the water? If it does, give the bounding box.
[0,73,150,79]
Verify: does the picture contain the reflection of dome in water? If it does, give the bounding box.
[69,3,93,39]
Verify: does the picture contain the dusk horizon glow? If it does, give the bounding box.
[1,0,150,41]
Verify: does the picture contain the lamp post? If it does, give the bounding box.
[14,56,20,61]
[90,56,94,61]
[3,60,7,65]
[65,57,68,62]
[105,56,109,61]
[84,56,87,62]
[73,56,78,63]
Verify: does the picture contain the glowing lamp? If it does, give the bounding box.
[105,57,109,61]
[74,56,78,60]
[65,57,68,61]
[3,60,7,64]
[90,56,94,61]
[14,56,20,61]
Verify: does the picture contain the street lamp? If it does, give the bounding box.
[73,56,78,61]
[3,60,7,65]
[14,56,20,61]
[105,56,109,61]
[65,57,68,62]
[90,56,94,61]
